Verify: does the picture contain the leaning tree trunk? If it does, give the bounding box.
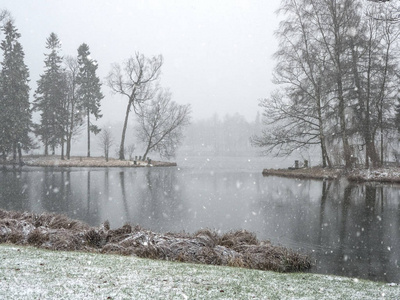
[119,100,132,160]
[142,148,150,162]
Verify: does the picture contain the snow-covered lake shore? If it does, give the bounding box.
[263,166,400,183]
[1,155,177,168]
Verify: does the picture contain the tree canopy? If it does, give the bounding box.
[76,43,103,157]
[0,20,32,163]
[252,0,400,168]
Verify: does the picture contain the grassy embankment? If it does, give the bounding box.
[1,244,399,300]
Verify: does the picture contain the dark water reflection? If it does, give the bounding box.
[0,163,399,282]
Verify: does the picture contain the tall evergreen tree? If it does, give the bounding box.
[76,43,103,157]
[33,32,68,156]
[0,21,31,164]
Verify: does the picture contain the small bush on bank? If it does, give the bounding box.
[0,208,311,273]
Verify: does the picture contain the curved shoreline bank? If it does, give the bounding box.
[0,155,177,168]
[262,167,400,183]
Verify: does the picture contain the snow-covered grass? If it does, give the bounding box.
[0,244,398,300]
[347,167,400,183]
[1,155,177,168]
[263,166,400,183]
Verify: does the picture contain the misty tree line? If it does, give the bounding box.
[252,0,400,169]
[0,12,191,164]
[182,113,262,156]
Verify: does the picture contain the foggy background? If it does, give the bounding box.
[2,0,280,123]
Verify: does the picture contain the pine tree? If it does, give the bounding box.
[76,43,103,157]
[0,21,32,164]
[33,32,68,156]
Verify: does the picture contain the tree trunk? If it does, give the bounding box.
[350,39,380,168]
[380,124,384,165]
[66,109,73,160]
[316,90,331,168]
[61,140,64,160]
[17,143,23,166]
[12,142,17,162]
[119,100,132,160]
[142,149,150,162]
[337,77,352,169]
[66,134,71,160]
[87,110,90,158]
[44,138,48,156]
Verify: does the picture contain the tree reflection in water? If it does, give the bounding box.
[0,166,399,282]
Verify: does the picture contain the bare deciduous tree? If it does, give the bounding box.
[126,144,136,161]
[0,10,11,25]
[64,55,84,159]
[98,126,114,162]
[253,0,400,169]
[136,89,191,160]
[251,0,334,167]
[106,52,163,160]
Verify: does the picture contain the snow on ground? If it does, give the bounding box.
[348,167,400,183]
[0,244,398,300]
[4,155,176,168]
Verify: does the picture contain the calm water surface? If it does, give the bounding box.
[0,156,399,283]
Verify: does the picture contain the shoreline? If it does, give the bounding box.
[262,166,400,183]
[0,209,311,273]
[262,167,343,180]
[0,155,177,168]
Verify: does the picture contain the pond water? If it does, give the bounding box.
[0,156,399,283]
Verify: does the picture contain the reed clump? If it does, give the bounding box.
[0,209,311,273]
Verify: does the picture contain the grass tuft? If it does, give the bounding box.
[0,208,311,273]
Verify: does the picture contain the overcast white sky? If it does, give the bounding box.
[2,0,280,123]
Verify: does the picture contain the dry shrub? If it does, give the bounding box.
[84,229,103,248]
[193,229,219,248]
[49,238,79,251]
[106,233,130,244]
[0,208,312,273]
[176,251,190,262]
[47,232,82,251]
[134,244,162,259]
[112,223,133,234]
[240,244,311,272]
[219,230,259,249]
[0,210,8,219]
[101,243,125,254]
[227,256,247,268]
[165,231,191,239]
[103,220,110,231]
[196,247,223,265]
[27,229,49,246]
[32,213,89,231]
[6,231,23,244]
